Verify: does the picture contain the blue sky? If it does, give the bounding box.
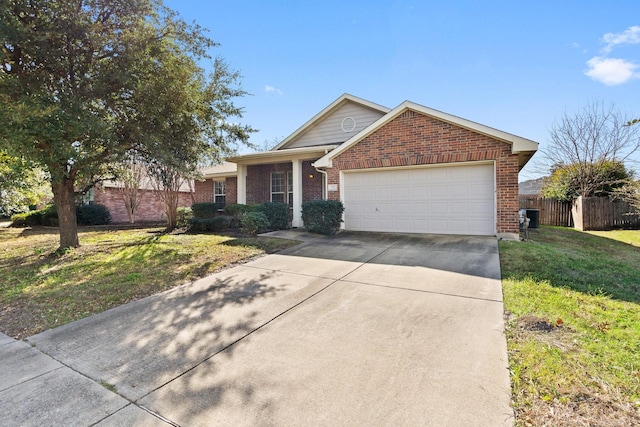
[164,1,640,180]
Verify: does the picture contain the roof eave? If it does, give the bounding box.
[229,144,340,165]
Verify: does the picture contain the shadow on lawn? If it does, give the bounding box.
[501,226,640,304]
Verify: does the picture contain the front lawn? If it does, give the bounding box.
[0,225,298,339]
[499,226,640,426]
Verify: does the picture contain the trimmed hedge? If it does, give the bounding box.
[188,215,234,232]
[11,205,58,227]
[256,202,290,230]
[77,204,111,225]
[223,203,252,219]
[241,211,270,235]
[302,200,344,235]
[191,202,221,219]
[10,203,112,227]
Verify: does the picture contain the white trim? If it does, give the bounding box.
[314,101,538,168]
[338,159,495,174]
[270,171,286,203]
[237,164,247,204]
[229,145,339,165]
[272,94,390,150]
[214,180,225,206]
[292,160,303,227]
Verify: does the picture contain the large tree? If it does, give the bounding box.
[0,0,252,248]
[541,102,640,200]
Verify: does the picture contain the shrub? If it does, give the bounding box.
[241,211,270,235]
[176,207,193,228]
[77,204,111,225]
[224,203,252,219]
[188,215,234,233]
[224,204,255,228]
[191,202,220,219]
[212,215,234,230]
[9,212,29,227]
[302,200,344,235]
[256,202,290,230]
[10,204,58,227]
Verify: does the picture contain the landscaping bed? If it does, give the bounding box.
[499,226,640,426]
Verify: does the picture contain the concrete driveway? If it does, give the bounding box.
[0,232,512,426]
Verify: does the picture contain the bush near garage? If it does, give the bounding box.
[302,200,344,235]
[255,202,289,230]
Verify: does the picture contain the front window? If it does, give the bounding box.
[214,180,225,207]
[271,172,286,203]
[80,187,94,205]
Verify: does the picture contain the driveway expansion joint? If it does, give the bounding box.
[339,279,505,304]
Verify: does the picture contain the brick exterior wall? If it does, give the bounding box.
[325,110,520,234]
[194,177,237,206]
[303,161,323,202]
[194,180,214,203]
[94,187,194,223]
[226,177,237,205]
[245,161,322,204]
[246,163,291,204]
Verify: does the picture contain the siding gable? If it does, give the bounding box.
[285,101,385,149]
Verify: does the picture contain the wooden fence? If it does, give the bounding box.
[519,195,640,230]
[519,196,572,227]
[572,196,640,231]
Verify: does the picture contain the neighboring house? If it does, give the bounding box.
[196,94,538,238]
[86,180,193,223]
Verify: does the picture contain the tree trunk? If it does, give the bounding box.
[164,188,178,230]
[51,176,79,249]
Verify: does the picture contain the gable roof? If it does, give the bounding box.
[313,100,539,169]
[273,93,390,150]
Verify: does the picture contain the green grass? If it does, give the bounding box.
[499,226,640,426]
[0,225,298,339]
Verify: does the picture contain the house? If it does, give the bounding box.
[196,94,538,239]
[87,179,193,223]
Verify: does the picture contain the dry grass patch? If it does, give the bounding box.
[0,225,298,339]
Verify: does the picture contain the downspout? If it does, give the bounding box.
[313,165,328,200]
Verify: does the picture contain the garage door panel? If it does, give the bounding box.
[343,164,495,236]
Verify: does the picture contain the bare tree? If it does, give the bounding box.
[542,102,640,198]
[114,161,148,224]
[148,164,189,230]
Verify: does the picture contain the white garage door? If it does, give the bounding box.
[342,163,495,235]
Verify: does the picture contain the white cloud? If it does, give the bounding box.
[264,85,283,95]
[602,25,640,54]
[585,56,640,85]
